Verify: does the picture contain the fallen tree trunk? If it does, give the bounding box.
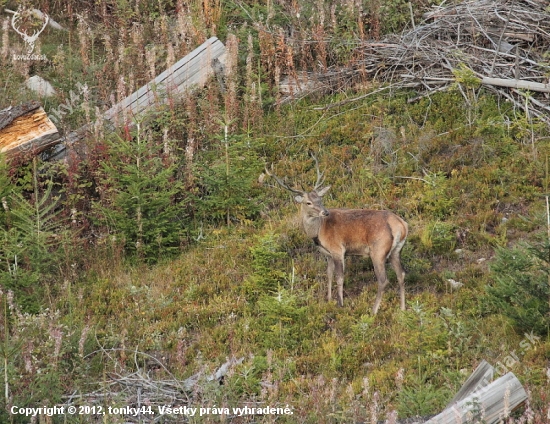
[446,360,494,407]
[425,372,527,424]
[481,77,550,93]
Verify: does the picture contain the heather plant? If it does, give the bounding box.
[0,289,81,424]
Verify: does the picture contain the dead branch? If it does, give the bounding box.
[290,0,550,124]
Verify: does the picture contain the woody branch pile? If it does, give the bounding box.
[330,0,550,123]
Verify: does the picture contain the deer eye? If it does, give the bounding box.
[306,201,312,206]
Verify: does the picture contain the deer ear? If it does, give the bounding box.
[316,186,331,197]
[294,195,304,203]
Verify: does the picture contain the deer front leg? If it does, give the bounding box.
[334,257,345,307]
[326,258,335,302]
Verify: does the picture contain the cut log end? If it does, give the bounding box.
[0,103,59,160]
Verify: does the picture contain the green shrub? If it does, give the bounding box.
[420,221,457,255]
[0,161,70,312]
[484,243,550,336]
[397,366,451,417]
[242,233,288,300]
[195,131,263,226]
[92,127,186,262]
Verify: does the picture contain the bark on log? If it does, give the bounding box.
[0,101,59,160]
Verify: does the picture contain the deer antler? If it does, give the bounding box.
[310,153,326,191]
[264,164,305,195]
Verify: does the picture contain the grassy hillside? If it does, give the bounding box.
[1,0,550,422]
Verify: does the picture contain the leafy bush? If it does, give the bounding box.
[420,220,457,255]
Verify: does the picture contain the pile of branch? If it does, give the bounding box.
[62,349,244,423]
[321,0,550,122]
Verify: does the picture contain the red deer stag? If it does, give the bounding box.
[265,156,408,314]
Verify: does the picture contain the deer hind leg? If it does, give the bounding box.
[371,251,389,315]
[389,241,407,310]
[389,249,406,311]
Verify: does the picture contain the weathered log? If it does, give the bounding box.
[425,372,527,424]
[446,360,494,407]
[0,101,59,160]
[481,77,550,93]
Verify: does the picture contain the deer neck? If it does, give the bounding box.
[301,212,322,240]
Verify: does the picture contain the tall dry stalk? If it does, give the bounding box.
[184,95,198,186]
[145,45,156,81]
[166,43,176,69]
[224,34,239,130]
[114,29,127,77]
[77,14,90,67]
[131,22,144,64]
[201,0,222,34]
[1,18,9,59]
[243,33,254,130]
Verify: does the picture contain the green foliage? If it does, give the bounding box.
[256,286,307,350]
[452,63,482,88]
[0,162,68,313]
[397,302,445,356]
[0,157,14,228]
[484,243,550,336]
[93,127,186,263]
[225,355,269,398]
[397,362,452,417]
[439,307,471,358]
[195,130,263,226]
[243,233,288,300]
[420,172,458,219]
[420,220,457,255]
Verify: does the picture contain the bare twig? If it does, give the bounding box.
[288,0,550,124]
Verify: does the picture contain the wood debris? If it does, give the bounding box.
[308,0,550,123]
[0,100,59,160]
